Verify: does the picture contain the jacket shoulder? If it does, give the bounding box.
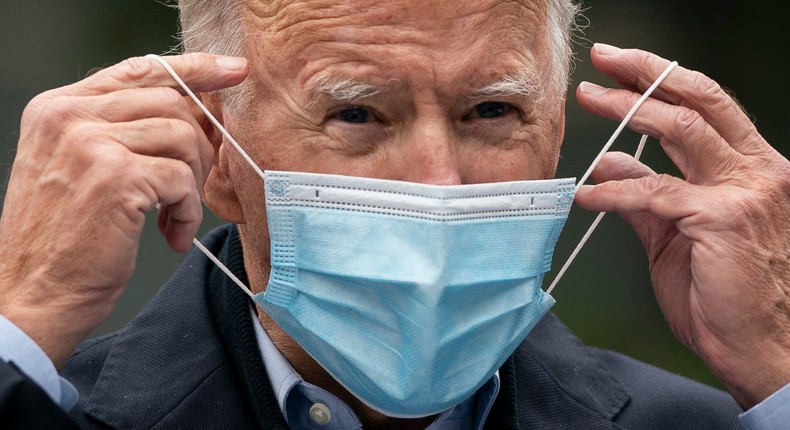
[591,348,743,429]
[60,226,257,429]
[504,313,743,429]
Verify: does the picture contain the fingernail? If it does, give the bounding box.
[594,43,623,56]
[216,56,247,71]
[578,81,608,95]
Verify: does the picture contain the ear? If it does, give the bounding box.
[197,93,246,224]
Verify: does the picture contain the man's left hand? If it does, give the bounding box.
[575,43,790,409]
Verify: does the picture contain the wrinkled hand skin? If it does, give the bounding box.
[0,53,248,369]
[575,44,790,409]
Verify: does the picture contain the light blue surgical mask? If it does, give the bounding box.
[148,54,678,419]
[259,170,574,417]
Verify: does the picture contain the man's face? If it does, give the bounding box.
[207,0,565,291]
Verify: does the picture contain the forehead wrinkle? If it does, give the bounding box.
[247,0,546,49]
[246,0,350,30]
[416,2,550,99]
[244,0,555,103]
[246,0,416,44]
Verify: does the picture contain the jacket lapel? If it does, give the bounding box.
[487,312,631,429]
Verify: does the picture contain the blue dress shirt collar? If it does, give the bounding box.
[250,308,500,430]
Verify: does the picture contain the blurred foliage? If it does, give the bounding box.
[0,0,787,390]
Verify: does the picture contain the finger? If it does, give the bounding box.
[581,152,673,252]
[590,151,656,183]
[589,44,765,155]
[581,151,656,221]
[18,89,214,185]
[157,203,202,253]
[70,86,217,187]
[81,87,198,123]
[67,53,248,96]
[136,156,203,252]
[577,83,742,183]
[575,173,703,223]
[94,118,214,191]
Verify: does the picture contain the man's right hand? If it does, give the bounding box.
[0,53,248,369]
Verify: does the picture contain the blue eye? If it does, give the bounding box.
[336,107,370,124]
[474,102,508,119]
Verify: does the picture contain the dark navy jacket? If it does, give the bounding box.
[4,225,744,429]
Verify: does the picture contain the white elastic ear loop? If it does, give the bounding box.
[546,134,647,295]
[546,60,679,295]
[146,54,256,299]
[145,54,265,182]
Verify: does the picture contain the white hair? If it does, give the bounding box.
[546,0,582,93]
[177,0,249,110]
[176,0,581,107]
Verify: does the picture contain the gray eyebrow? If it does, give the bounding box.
[307,75,390,102]
[306,70,540,103]
[468,71,541,99]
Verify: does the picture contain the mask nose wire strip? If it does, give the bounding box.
[546,60,678,295]
[146,54,257,299]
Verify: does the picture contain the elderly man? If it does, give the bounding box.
[1,0,789,428]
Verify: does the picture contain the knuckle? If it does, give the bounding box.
[78,150,135,193]
[168,120,199,146]
[112,56,155,83]
[69,124,123,163]
[63,122,95,149]
[674,107,706,137]
[34,96,80,131]
[99,147,134,172]
[644,173,674,193]
[627,50,655,90]
[165,160,197,200]
[172,161,198,187]
[22,90,57,119]
[183,52,214,73]
[182,53,204,72]
[690,70,725,105]
[151,86,187,107]
[629,48,654,70]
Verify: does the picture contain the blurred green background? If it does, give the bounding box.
[0,1,787,390]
